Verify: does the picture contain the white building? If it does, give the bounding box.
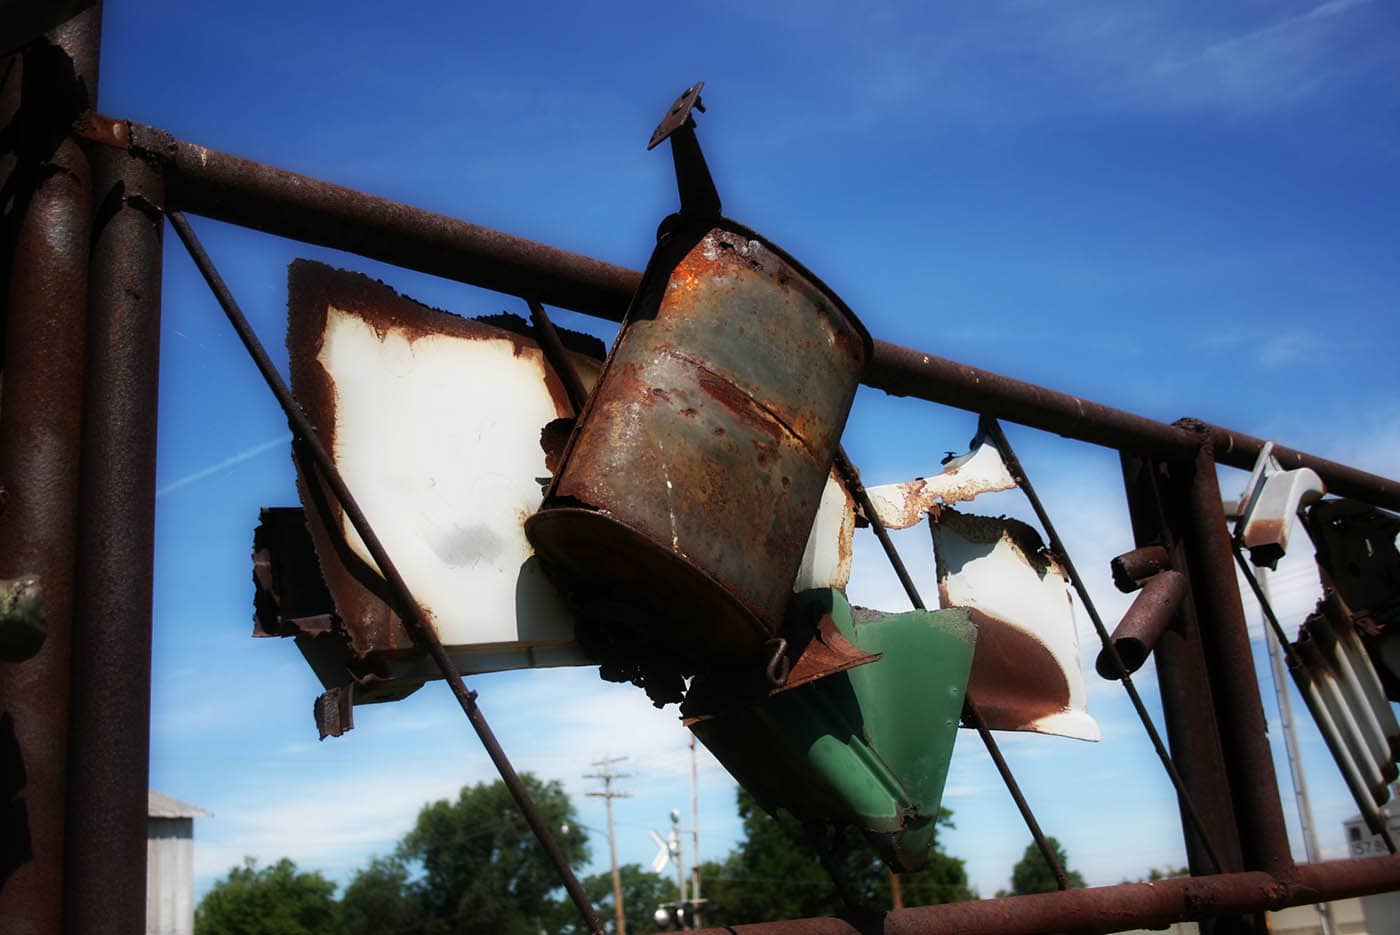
[147,790,211,935]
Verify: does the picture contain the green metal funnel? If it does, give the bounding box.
[689,589,976,872]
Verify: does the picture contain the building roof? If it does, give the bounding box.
[148,789,212,819]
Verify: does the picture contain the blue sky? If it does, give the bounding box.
[92,0,1399,904]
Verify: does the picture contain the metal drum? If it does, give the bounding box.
[526,217,870,672]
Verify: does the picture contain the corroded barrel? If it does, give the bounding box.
[525,220,871,669]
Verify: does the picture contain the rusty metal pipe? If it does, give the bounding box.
[165,212,604,935]
[1120,454,1248,913]
[70,117,1400,510]
[1110,545,1170,593]
[1096,570,1188,679]
[65,140,164,935]
[982,419,1222,873]
[686,855,1400,935]
[0,7,99,930]
[1185,418,1400,511]
[1178,439,1294,881]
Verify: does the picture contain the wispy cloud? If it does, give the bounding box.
[157,433,292,497]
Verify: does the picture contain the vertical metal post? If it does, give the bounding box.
[1120,454,1252,934]
[0,7,99,931]
[1178,439,1295,881]
[64,142,165,933]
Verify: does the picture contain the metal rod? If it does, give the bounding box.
[526,298,589,413]
[1232,547,1399,854]
[0,7,100,929]
[1121,453,1248,901]
[165,212,604,935]
[1178,438,1295,880]
[832,446,1070,891]
[1096,570,1188,677]
[70,115,1400,510]
[982,418,1224,874]
[66,139,163,934]
[682,854,1400,935]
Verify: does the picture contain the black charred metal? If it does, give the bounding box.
[1097,571,1188,679]
[166,212,605,935]
[0,7,99,929]
[66,139,164,934]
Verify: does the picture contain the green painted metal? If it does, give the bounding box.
[690,589,976,871]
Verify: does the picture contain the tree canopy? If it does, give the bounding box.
[998,837,1086,897]
[195,858,338,935]
[695,788,974,925]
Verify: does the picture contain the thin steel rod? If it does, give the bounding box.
[166,211,604,935]
[71,114,1400,510]
[1231,546,1399,854]
[832,446,1070,891]
[981,418,1224,874]
[526,298,588,413]
[684,854,1400,935]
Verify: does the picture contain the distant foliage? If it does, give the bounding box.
[697,788,974,925]
[195,858,338,935]
[548,862,677,934]
[997,837,1086,897]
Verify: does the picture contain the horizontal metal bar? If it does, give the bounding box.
[72,114,1400,508]
[688,855,1400,934]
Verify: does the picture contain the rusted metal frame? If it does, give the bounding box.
[67,118,1400,514]
[0,8,99,930]
[980,418,1224,874]
[65,139,164,933]
[1121,454,1250,932]
[526,298,588,413]
[164,212,605,935]
[683,854,1400,935]
[832,447,1071,892]
[1185,418,1400,512]
[1231,546,1399,854]
[1175,438,1295,883]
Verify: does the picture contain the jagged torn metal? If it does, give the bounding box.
[866,435,1017,530]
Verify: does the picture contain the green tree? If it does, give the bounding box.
[998,838,1086,896]
[195,858,338,935]
[337,856,425,935]
[697,788,973,925]
[396,773,590,935]
[548,862,676,934]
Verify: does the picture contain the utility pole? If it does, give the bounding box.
[670,809,686,903]
[689,735,702,923]
[586,755,631,935]
[1257,568,1335,935]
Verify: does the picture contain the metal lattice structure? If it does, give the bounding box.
[4,7,1400,934]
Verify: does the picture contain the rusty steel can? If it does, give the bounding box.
[526,219,871,672]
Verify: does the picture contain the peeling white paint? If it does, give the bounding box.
[866,439,1017,530]
[932,510,1100,741]
[794,472,856,591]
[317,306,599,664]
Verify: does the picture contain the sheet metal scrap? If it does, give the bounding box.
[687,589,976,874]
[1309,498,1400,701]
[932,509,1100,741]
[257,261,610,729]
[864,435,1017,530]
[1294,590,1400,807]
